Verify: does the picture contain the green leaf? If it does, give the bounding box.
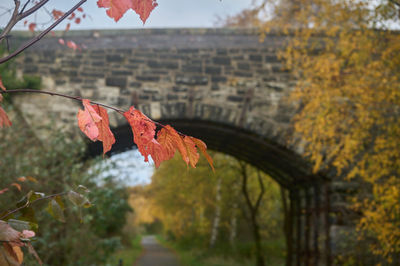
[68,191,90,207]
[8,219,38,232]
[47,198,65,223]
[77,185,90,193]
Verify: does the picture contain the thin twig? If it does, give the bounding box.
[19,0,31,15]
[0,191,68,220]
[0,0,87,64]
[0,89,184,135]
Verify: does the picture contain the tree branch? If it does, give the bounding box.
[0,0,20,44]
[0,191,68,220]
[254,170,265,212]
[0,0,87,64]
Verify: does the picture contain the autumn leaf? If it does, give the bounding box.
[97,0,132,22]
[0,188,9,194]
[52,9,64,20]
[147,139,167,168]
[77,7,84,12]
[65,23,71,32]
[123,106,157,162]
[58,38,65,45]
[97,0,157,23]
[28,23,36,32]
[190,137,215,172]
[0,106,12,128]
[131,0,158,24]
[77,99,102,141]
[156,125,180,161]
[183,136,199,168]
[10,183,21,192]
[75,18,81,24]
[92,105,115,154]
[0,76,6,91]
[67,40,77,50]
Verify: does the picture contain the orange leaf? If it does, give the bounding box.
[183,136,199,168]
[156,125,192,166]
[58,38,65,45]
[147,139,167,168]
[190,137,214,172]
[0,188,9,194]
[77,7,84,12]
[28,23,36,32]
[52,9,64,20]
[65,23,70,32]
[0,106,12,128]
[0,76,6,91]
[75,17,81,24]
[123,106,157,162]
[92,105,115,154]
[17,177,26,182]
[11,183,21,191]
[23,20,28,26]
[77,99,101,141]
[26,176,38,183]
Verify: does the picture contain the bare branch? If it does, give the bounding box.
[19,0,32,15]
[0,0,87,64]
[0,1,20,44]
[18,0,49,20]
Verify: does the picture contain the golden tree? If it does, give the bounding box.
[255,0,400,262]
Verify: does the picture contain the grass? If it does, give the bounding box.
[156,235,285,266]
[108,235,143,266]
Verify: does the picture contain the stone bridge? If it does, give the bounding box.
[13,28,348,265]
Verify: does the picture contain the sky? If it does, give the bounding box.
[0,0,254,31]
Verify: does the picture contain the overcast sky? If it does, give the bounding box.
[0,0,253,31]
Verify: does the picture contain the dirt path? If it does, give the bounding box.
[135,235,180,266]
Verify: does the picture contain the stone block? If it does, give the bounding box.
[105,77,127,87]
[175,75,208,85]
[106,54,124,63]
[136,75,160,82]
[205,66,221,75]
[213,56,231,65]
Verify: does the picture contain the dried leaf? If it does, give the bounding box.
[123,106,156,162]
[77,99,102,141]
[183,136,199,168]
[190,137,214,172]
[28,23,36,32]
[92,105,115,154]
[0,76,6,91]
[97,0,157,23]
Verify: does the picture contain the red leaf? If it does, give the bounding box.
[147,139,167,168]
[58,38,65,45]
[131,0,158,24]
[68,12,76,20]
[0,188,9,194]
[77,7,84,12]
[123,106,157,162]
[67,40,78,50]
[75,18,81,24]
[0,107,12,128]
[77,99,102,141]
[183,136,199,168]
[52,9,64,20]
[65,23,71,32]
[92,105,115,154]
[97,0,157,23]
[190,137,214,172]
[28,23,36,32]
[24,20,28,26]
[97,0,131,22]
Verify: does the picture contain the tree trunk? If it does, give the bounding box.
[240,162,265,266]
[210,176,222,248]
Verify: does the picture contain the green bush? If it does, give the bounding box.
[0,110,131,265]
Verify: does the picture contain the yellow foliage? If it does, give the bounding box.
[256,0,400,262]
